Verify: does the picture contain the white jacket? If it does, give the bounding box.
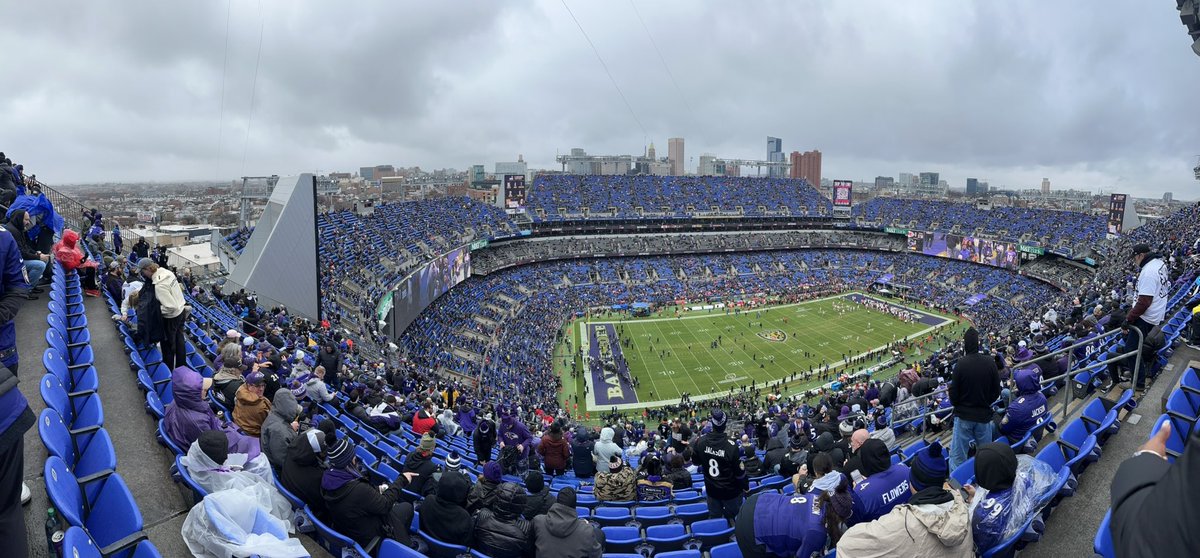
[152,267,186,319]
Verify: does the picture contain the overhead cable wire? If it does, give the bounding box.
[560,0,648,136]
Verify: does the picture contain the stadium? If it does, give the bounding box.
[6,3,1200,558]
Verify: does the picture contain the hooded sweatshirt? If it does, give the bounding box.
[232,383,271,436]
[150,266,186,319]
[260,389,301,469]
[281,429,329,517]
[419,470,474,545]
[849,439,912,526]
[533,503,604,558]
[837,487,974,558]
[592,427,623,470]
[998,367,1048,442]
[163,366,260,457]
[538,429,571,473]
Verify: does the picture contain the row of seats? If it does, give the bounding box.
[36,261,165,558]
[1094,366,1199,557]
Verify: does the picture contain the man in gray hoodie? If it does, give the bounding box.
[532,487,604,558]
[260,389,301,471]
[592,427,622,471]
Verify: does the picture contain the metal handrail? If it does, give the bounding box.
[888,326,1144,433]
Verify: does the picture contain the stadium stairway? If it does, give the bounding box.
[15,288,331,557]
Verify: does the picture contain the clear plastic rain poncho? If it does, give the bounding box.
[181,488,309,558]
[968,454,1059,551]
[179,439,294,532]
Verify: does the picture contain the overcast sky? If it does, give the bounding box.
[3,1,1198,198]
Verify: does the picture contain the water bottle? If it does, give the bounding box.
[45,507,64,557]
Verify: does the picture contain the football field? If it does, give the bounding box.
[574,293,957,410]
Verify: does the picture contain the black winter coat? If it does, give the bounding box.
[572,434,597,477]
[419,472,474,546]
[281,431,328,518]
[321,472,410,547]
[472,484,534,558]
[522,487,554,520]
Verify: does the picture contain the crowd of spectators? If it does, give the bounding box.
[855,197,1107,248]
[527,175,832,220]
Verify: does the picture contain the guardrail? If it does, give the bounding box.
[37,182,89,233]
[888,326,1144,434]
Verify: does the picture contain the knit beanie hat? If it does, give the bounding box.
[483,461,502,483]
[419,433,436,453]
[608,455,623,472]
[524,470,545,493]
[327,437,355,469]
[909,441,949,491]
[198,430,228,465]
[710,409,727,432]
[557,487,578,507]
[446,451,461,471]
[974,442,1018,492]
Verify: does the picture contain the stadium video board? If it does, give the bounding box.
[388,246,472,336]
[832,180,853,208]
[504,174,527,213]
[1107,193,1127,238]
[906,231,1019,270]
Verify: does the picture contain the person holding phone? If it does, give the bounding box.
[322,436,418,548]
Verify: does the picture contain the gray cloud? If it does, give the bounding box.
[1,0,1196,197]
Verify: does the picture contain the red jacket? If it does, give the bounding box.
[537,433,571,471]
[53,229,84,271]
[412,410,436,435]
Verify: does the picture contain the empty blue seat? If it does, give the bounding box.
[602,526,643,554]
[689,518,735,551]
[646,523,689,554]
[45,456,145,555]
[47,312,89,343]
[145,390,166,419]
[592,506,633,527]
[38,409,116,480]
[40,374,104,431]
[656,551,703,558]
[1053,419,1101,475]
[634,505,672,528]
[43,348,98,393]
[1079,399,1120,445]
[674,502,709,525]
[1033,445,1077,511]
[63,526,161,558]
[1094,510,1114,558]
[418,531,470,558]
[950,458,974,486]
[711,542,744,558]
[46,328,94,368]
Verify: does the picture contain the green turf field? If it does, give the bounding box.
[577,293,956,409]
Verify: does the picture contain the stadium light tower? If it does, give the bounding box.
[1181,0,1200,56]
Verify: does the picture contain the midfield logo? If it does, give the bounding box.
[756,330,787,343]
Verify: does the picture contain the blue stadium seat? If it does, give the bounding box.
[273,477,307,512]
[673,502,709,525]
[645,523,690,554]
[172,456,207,504]
[43,348,98,392]
[45,456,145,555]
[144,390,166,419]
[40,374,104,431]
[950,458,974,486]
[418,531,470,558]
[672,490,703,505]
[1052,419,1101,475]
[601,526,643,554]
[592,507,633,527]
[656,551,703,558]
[979,508,1045,558]
[1094,510,1114,558]
[304,505,374,558]
[378,539,424,558]
[1033,446,1077,513]
[634,505,672,528]
[1150,414,1188,462]
[47,312,89,344]
[38,409,116,480]
[710,542,743,558]
[1078,399,1120,445]
[689,518,735,551]
[62,525,161,558]
[156,419,186,456]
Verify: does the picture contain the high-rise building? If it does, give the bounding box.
[789,150,821,187]
[495,155,527,178]
[875,176,895,191]
[668,138,685,175]
[966,178,979,196]
[698,154,717,176]
[1163,192,1173,202]
[898,173,916,189]
[1041,178,1050,195]
[767,137,784,178]
[360,166,375,180]
[647,142,656,161]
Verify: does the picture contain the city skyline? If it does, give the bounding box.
[2,1,1197,198]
